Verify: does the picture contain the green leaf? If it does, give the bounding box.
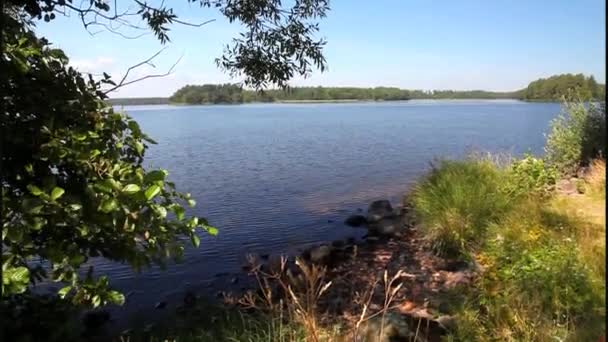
[107,290,125,305]
[128,121,142,136]
[58,286,72,299]
[89,149,101,158]
[156,206,167,218]
[122,184,141,194]
[68,204,82,211]
[10,267,29,283]
[134,141,144,156]
[31,217,47,230]
[100,199,118,213]
[174,206,185,220]
[190,234,200,247]
[27,185,43,196]
[94,182,113,193]
[144,185,161,201]
[204,225,219,236]
[50,187,65,200]
[187,199,196,207]
[92,295,101,308]
[145,170,167,183]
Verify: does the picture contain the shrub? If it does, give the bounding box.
[545,99,606,175]
[503,154,557,198]
[412,158,512,258]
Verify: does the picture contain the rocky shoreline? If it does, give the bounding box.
[234,198,481,341]
[85,198,481,341]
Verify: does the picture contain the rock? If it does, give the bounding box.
[577,166,590,179]
[344,214,367,227]
[154,301,167,309]
[367,200,394,223]
[557,179,577,195]
[443,271,473,289]
[357,312,416,342]
[310,245,332,264]
[368,217,401,236]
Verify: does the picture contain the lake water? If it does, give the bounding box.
[93,100,561,328]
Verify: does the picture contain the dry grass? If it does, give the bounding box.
[586,158,606,200]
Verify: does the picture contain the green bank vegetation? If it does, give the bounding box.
[411,99,605,341]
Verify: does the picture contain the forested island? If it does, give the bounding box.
[108,73,605,106]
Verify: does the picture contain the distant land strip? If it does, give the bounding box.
[108,73,604,106]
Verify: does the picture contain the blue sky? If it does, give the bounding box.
[37,0,606,97]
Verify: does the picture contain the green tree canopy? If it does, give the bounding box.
[1,0,329,308]
[522,73,605,101]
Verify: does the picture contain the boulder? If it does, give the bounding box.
[310,245,332,264]
[368,217,401,236]
[357,312,417,342]
[345,214,367,227]
[367,200,394,223]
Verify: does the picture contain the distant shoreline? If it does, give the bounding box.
[108,98,561,107]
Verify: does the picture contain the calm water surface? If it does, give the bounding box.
[84,100,561,327]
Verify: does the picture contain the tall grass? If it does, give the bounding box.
[411,158,512,258]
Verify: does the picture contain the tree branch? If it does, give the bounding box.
[102,49,183,95]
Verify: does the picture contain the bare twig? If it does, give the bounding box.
[102,48,183,95]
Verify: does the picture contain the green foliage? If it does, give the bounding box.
[4,0,330,310]
[503,154,557,198]
[1,16,216,306]
[11,0,329,88]
[411,158,512,258]
[169,84,412,104]
[523,73,605,101]
[545,99,606,174]
[169,84,246,104]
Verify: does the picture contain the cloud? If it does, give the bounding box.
[70,56,116,74]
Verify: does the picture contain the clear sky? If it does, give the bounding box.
[36,0,606,98]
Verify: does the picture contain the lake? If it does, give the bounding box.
[93,100,561,328]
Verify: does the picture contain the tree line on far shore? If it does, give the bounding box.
[107,73,606,105]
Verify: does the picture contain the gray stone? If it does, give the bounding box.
[367,200,394,223]
[344,214,367,227]
[368,217,401,236]
[310,245,332,264]
[357,312,417,342]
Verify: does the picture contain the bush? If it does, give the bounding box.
[545,99,606,175]
[503,154,557,199]
[411,158,512,258]
[2,18,216,306]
